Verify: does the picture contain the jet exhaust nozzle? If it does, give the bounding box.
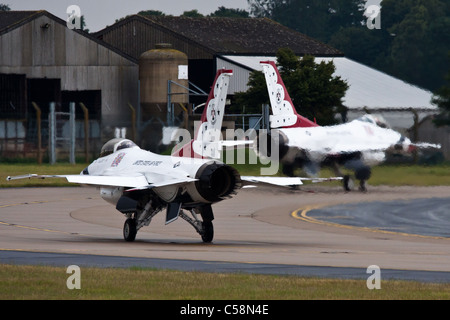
[195,161,241,202]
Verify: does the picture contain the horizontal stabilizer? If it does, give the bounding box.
[218,140,253,148]
[411,142,441,149]
[299,177,343,183]
[241,176,304,187]
[241,175,342,187]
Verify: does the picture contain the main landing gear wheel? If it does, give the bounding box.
[123,218,137,242]
[201,221,214,243]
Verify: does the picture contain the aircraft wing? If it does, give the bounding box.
[218,140,253,148]
[6,174,150,188]
[6,173,197,189]
[297,177,343,183]
[241,176,304,187]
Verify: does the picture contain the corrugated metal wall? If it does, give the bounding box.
[216,57,251,94]
[0,13,139,158]
[0,15,139,128]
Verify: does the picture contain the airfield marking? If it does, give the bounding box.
[0,200,49,208]
[0,199,92,237]
[0,220,92,236]
[291,205,450,241]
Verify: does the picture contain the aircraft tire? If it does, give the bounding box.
[123,218,137,242]
[201,221,214,243]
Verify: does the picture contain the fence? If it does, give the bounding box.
[0,102,270,162]
[0,101,101,163]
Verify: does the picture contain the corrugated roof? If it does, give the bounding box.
[221,55,436,111]
[0,10,137,63]
[96,15,343,57]
[0,11,42,34]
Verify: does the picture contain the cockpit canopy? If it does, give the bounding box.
[99,138,138,157]
[356,114,390,129]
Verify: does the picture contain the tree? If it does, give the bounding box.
[328,26,391,69]
[138,10,166,17]
[234,48,348,125]
[248,0,366,42]
[115,10,167,23]
[181,10,204,17]
[209,6,249,18]
[0,3,10,11]
[80,15,89,33]
[248,0,450,91]
[233,70,267,114]
[432,64,450,127]
[382,0,450,90]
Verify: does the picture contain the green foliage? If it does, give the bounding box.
[0,3,10,11]
[1,264,449,299]
[138,10,166,17]
[432,65,450,126]
[250,0,450,92]
[248,0,366,42]
[181,10,204,18]
[383,0,450,90]
[209,6,250,18]
[233,71,267,114]
[234,48,348,125]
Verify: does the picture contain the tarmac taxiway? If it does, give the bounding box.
[1,185,449,282]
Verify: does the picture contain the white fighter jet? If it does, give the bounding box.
[258,60,440,191]
[7,69,310,243]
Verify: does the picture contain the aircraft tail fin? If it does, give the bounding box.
[172,69,234,159]
[260,60,318,128]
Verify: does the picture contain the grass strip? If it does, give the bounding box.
[1,264,449,300]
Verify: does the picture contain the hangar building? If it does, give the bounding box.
[95,14,342,106]
[96,15,439,133]
[0,12,444,159]
[0,10,138,158]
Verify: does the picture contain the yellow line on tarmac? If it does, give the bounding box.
[0,220,90,236]
[0,200,90,236]
[291,205,450,241]
[0,200,49,208]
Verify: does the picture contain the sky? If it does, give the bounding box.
[5,0,250,32]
